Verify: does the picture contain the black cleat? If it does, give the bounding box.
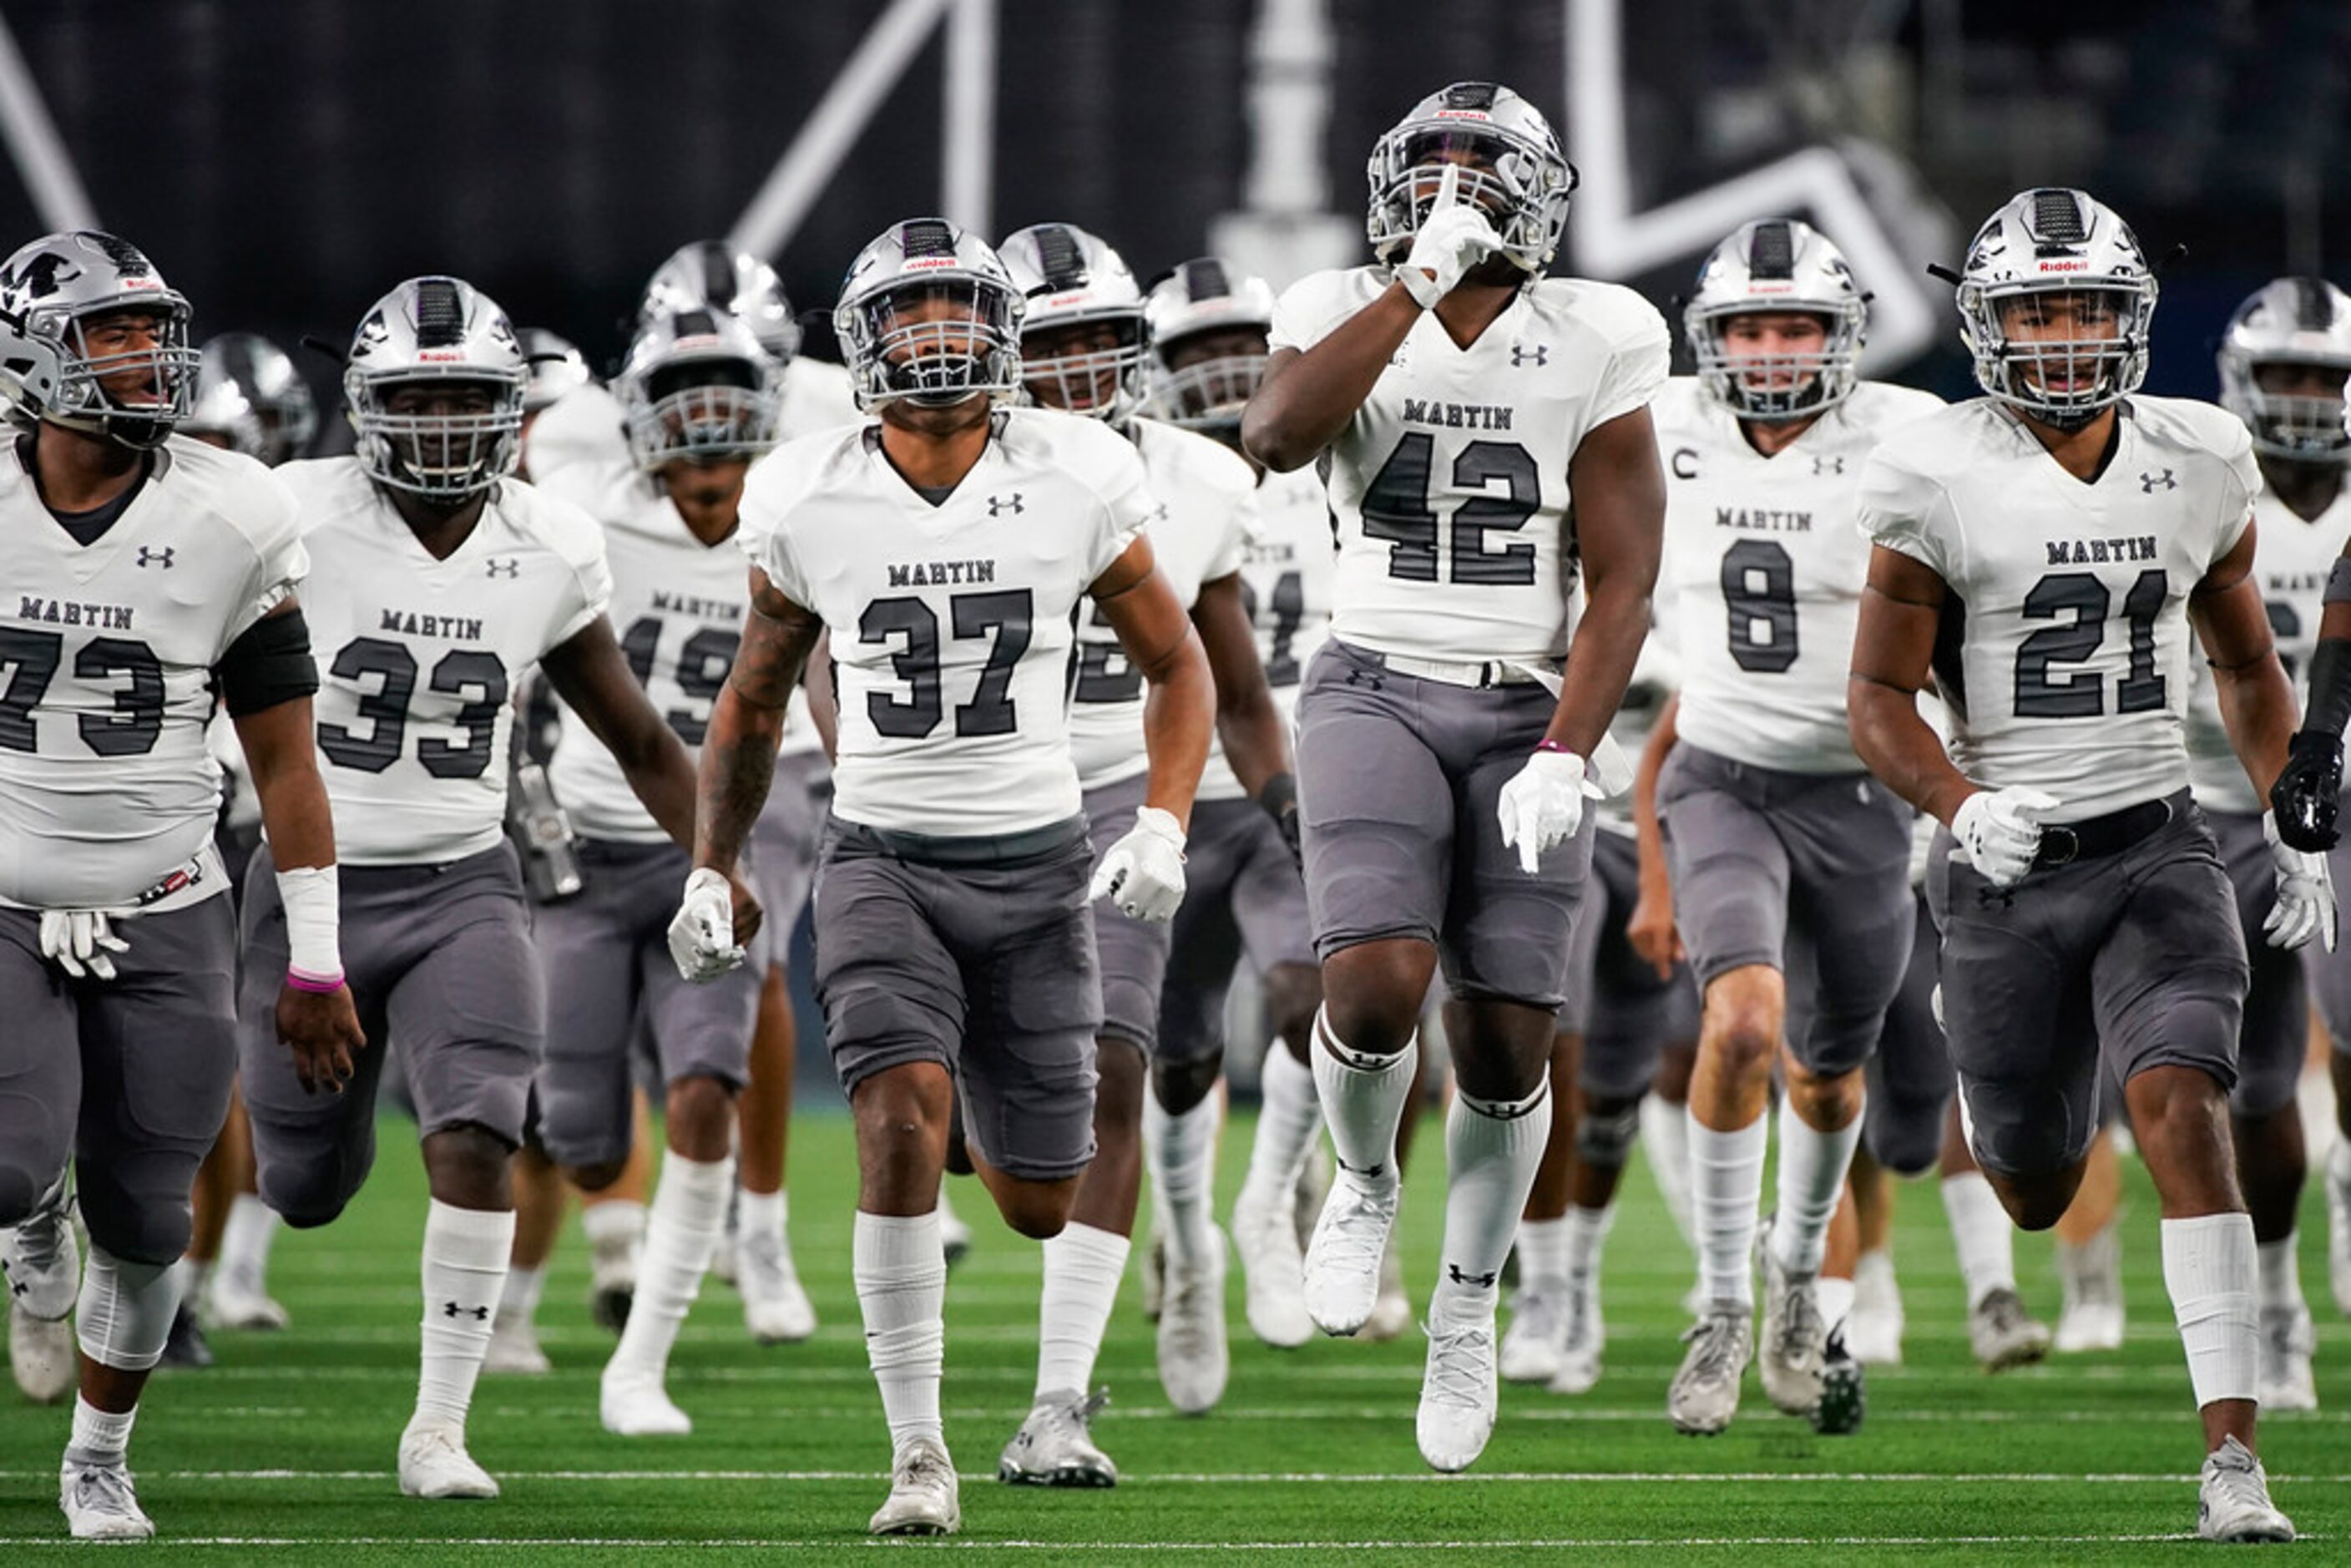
[1810,1325,1865,1435]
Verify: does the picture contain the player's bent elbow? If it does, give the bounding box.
[1241,406,1311,473]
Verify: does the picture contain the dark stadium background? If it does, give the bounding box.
[0,0,2341,1092]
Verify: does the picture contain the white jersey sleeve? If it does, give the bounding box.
[1858,397,2257,820]
[742,409,1145,837]
[286,459,614,866]
[1068,418,1251,792]
[1282,267,1671,665]
[777,356,862,439]
[0,438,305,907]
[1662,378,1944,773]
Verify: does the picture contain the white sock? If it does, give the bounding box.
[1515,1215,1570,1291]
[1145,1090,1221,1271]
[1312,1008,1414,1187]
[741,1187,787,1249]
[609,1152,732,1383]
[2162,1212,2259,1409]
[412,1200,515,1434]
[1689,1111,1768,1310]
[1428,1083,1551,1333]
[1940,1172,2016,1310]
[1817,1274,1857,1330]
[583,1198,647,1265]
[1035,1222,1130,1400]
[1562,1202,1615,1282]
[75,1247,177,1373]
[2331,1138,2351,1189]
[218,1192,281,1284]
[499,1266,544,1325]
[66,1397,136,1468]
[1770,1095,1863,1279]
[1242,1042,1322,1211]
[2255,1232,2305,1316]
[854,1210,947,1457]
[1641,1095,1697,1252]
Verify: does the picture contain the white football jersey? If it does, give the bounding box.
[2186,486,2351,814]
[1270,268,1670,664]
[539,463,751,842]
[1196,463,1337,803]
[521,381,626,489]
[1069,417,1253,792]
[1657,377,1945,773]
[0,438,301,908]
[741,408,1151,837]
[1858,397,2260,821]
[281,458,613,867]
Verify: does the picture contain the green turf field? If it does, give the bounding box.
[4,1109,2344,1561]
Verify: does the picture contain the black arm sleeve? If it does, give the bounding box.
[215,605,320,716]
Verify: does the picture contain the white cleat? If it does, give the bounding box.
[2328,1161,2351,1318]
[738,1227,817,1345]
[2197,1435,2294,1542]
[1545,1270,1605,1396]
[997,1388,1116,1487]
[1498,1284,1565,1384]
[1156,1241,1230,1414]
[1971,1287,2056,1369]
[1668,1304,1752,1436]
[60,1459,154,1540]
[1363,1236,1413,1343]
[1231,1180,1313,1349]
[599,1366,692,1436]
[2054,1225,2123,1353]
[2257,1304,2318,1413]
[1756,1222,1826,1418]
[483,1312,552,1376]
[204,1266,290,1332]
[2051,1298,2123,1355]
[871,1436,961,1535]
[397,1424,499,1500]
[1846,1252,1904,1367]
[1302,1166,1398,1337]
[11,1301,75,1404]
[2,1199,79,1323]
[1416,1318,1499,1473]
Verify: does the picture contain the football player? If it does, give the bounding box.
[1140,258,1334,1353]
[1243,81,1669,1472]
[2186,277,2351,1405]
[668,218,1211,1537]
[988,224,1288,1479]
[0,230,361,1540]
[526,306,809,1432]
[1852,187,2317,1542]
[1636,220,1942,1434]
[514,326,591,479]
[240,276,746,1501]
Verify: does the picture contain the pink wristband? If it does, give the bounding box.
[1535,740,1575,754]
[287,967,345,994]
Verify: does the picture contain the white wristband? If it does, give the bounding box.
[275,865,342,986]
[1395,264,1443,310]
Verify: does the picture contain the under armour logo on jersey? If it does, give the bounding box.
[135,545,174,569]
[1812,454,1846,477]
[442,1301,490,1320]
[1148,502,1170,524]
[987,493,1024,517]
[1446,1262,1499,1289]
[1509,344,1549,368]
[2141,468,2177,493]
[485,557,520,579]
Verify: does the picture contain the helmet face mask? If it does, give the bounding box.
[1141,258,1276,436]
[184,332,316,465]
[617,309,781,470]
[1366,83,1576,276]
[0,231,200,450]
[1955,189,2156,430]
[2216,277,2351,464]
[835,220,1025,414]
[998,223,1146,424]
[344,276,528,502]
[1685,220,1867,423]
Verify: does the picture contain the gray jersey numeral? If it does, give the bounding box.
[859,589,1034,740]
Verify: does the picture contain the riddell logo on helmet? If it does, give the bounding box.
[2036,260,2090,274]
[902,256,959,272]
[119,276,160,291]
[1432,109,1493,123]
[1044,290,1093,308]
[1747,281,1794,294]
[416,349,468,362]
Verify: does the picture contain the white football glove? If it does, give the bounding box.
[1949,786,2060,888]
[1090,806,1188,923]
[2263,810,2338,953]
[1397,164,1502,307]
[667,867,746,983]
[38,908,130,981]
[1498,749,1595,875]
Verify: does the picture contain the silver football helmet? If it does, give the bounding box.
[182,332,317,466]
[518,326,593,415]
[615,307,782,470]
[640,240,801,362]
[1685,220,1868,422]
[999,224,1147,423]
[1954,187,2156,428]
[1366,82,1576,276]
[2217,277,2351,463]
[834,218,1024,412]
[343,276,528,500]
[1141,257,1277,435]
[0,230,198,449]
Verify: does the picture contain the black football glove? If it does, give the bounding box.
[2271,729,2344,852]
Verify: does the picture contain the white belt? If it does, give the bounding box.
[1375,652,1551,688]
